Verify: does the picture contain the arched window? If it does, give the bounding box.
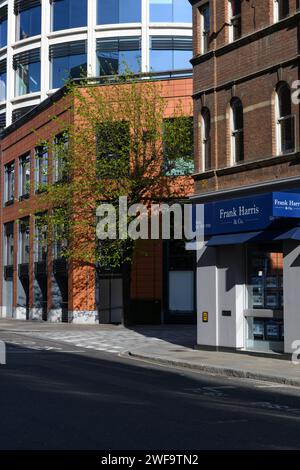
[231,98,244,163]
[201,108,211,171]
[276,82,295,154]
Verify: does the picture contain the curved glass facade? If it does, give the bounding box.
[0,0,192,128]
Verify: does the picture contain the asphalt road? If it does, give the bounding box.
[1,334,300,450]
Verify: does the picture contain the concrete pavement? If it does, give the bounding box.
[128,343,300,387]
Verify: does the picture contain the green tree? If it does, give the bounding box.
[32,73,193,321]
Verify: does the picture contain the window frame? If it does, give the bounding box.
[53,132,69,183]
[16,4,41,41]
[230,98,244,165]
[274,0,289,23]
[18,218,30,266]
[4,222,14,267]
[18,153,31,200]
[34,145,48,191]
[201,108,211,171]
[4,161,15,206]
[228,0,242,42]
[275,82,295,155]
[199,2,210,54]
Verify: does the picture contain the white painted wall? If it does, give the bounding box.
[196,244,246,349]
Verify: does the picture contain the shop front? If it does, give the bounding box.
[195,191,300,354]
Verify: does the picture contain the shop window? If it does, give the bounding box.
[13,49,41,96]
[199,3,210,54]
[0,5,7,48]
[150,0,191,23]
[163,117,194,176]
[276,82,295,155]
[19,218,30,265]
[49,41,87,89]
[35,145,48,191]
[15,1,41,41]
[228,0,241,42]
[247,245,283,311]
[247,245,284,351]
[230,97,244,164]
[4,162,15,206]
[96,37,141,76]
[150,36,192,72]
[51,0,87,31]
[201,107,211,171]
[18,154,30,200]
[97,0,141,25]
[274,0,289,22]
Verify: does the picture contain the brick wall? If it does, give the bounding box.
[190,0,300,194]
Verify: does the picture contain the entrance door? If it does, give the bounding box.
[98,274,123,324]
[164,240,196,323]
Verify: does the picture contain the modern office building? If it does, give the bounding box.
[0,73,195,324]
[189,0,300,354]
[0,0,192,129]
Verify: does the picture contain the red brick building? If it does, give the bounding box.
[189,0,300,353]
[0,74,195,325]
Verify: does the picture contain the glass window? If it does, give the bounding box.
[4,223,14,267]
[52,0,87,31]
[35,145,48,190]
[276,82,295,154]
[199,3,210,53]
[163,117,194,176]
[150,37,192,72]
[53,222,68,259]
[97,38,141,75]
[229,0,241,41]
[15,61,40,96]
[97,0,141,25]
[0,11,7,48]
[247,245,283,311]
[150,0,191,23]
[231,98,244,163]
[53,133,69,182]
[35,218,48,263]
[4,162,15,205]
[16,5,41,41]
[201,108,211,171]
[0,69,6,101]
[275,0,289,21]
[150,49,173,72]
[51,54,87,89]
[96,121,130,178]
[19,219,30,265]
[19,154,31,199]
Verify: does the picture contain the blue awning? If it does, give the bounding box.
[206,227,300,247]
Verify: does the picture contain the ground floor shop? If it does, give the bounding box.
[195,189,300,354]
